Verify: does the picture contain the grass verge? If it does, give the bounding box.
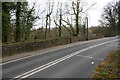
[91,50,120,78]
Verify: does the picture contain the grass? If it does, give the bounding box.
[91,50,120,78]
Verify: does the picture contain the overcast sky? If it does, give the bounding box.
[28,0,116,28]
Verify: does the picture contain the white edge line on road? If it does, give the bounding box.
[1,37,112,66]
[11,39,117,79]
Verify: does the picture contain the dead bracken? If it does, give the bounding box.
[91,50,120,78]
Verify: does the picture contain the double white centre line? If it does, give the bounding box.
[11,39,117,79]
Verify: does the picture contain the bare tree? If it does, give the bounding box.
[61,0,82,36]
[60,2,75,36]
[45,0,54,39]
[48,0,54,32]
[72,0,82,36]
[101,2,117,36]
[54,2,62,37]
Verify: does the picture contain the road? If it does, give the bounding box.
[2,36,119,79]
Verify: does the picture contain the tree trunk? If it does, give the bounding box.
[15,2,21,42]
[76,1,79,36]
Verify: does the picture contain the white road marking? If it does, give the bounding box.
[11,39,117,79]
[76,55,104,60]
[1,37,111,66]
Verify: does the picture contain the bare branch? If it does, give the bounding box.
[72,1,77,15]
[82,2,96,13]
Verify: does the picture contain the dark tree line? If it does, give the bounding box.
[2,2,38,43]
[100,1,120,36]
[2,2,13,42]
